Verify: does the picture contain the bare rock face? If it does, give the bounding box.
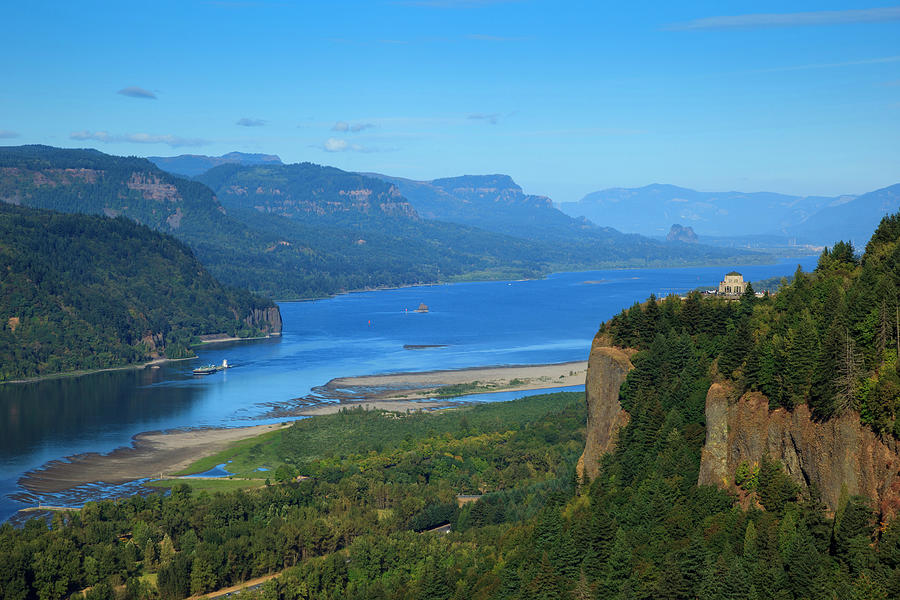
[243,306,283,335]
[666,223,698,243]
[577,337,634,482]
[699,384,900,517]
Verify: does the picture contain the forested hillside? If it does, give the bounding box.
[0,203,277,381]
[0,146,763,299]
[606,215,900,433]
[2,215,899,599]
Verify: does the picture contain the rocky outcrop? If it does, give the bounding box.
[577,337,634,482]
[666,223,698,243]
[243,306,283,335]
[699,384,900,517]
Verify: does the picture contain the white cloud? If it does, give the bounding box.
[320,137,389,153]
[69,130,209,147]
[324,137,351,152]
[668,7,900,31]
[332,121,375,132]
[0,130,20,139]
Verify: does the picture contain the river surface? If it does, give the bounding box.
[0,257,816,521]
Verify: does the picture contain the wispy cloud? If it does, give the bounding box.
[70,130,209,147]
[516,127,646,137]
[396,0,520,7]
[468,112,502,125]
[236,117,267,127]
[319,137,388,153]
[0,130,20,139]
[466,34,530,42]
[117,86,157,99]
[751,55,900,73]
[667,7,900,31]
[332,121,376,133]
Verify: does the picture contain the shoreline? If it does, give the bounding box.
[269,255,791,302]
[18,423,293,496]
[2,333,282,386]
[16,360,587,501]
[196,333,281,345]
[0,356,194,386]
[305,360,588,404]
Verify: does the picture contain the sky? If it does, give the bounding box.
[2,1,899,201]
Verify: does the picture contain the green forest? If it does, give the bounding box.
[2,214,898,600]
[0,203,276,381]
[606,215,900,435]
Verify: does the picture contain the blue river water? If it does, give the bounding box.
[0,257,816,521]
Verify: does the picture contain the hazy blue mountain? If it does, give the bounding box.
[148,151,282,177]
[557,183,841,238]
[787,184,900,247]
[666,224,698,243]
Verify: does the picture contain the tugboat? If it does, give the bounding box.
[193,359,229,375]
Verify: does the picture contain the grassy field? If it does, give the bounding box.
[145,478,266,493]
[173,427,287,477]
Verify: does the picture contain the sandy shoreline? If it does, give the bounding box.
[308,360,588,403]
[20,423,291,495]
[18,360,586,500]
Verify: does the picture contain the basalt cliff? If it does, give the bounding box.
[576,335,634,482]
[698,383,900,516]
[580,341,900,516]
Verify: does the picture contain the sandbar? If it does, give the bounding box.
[308,360,588,403]
[20,423,291,495]
[18,360,587,501]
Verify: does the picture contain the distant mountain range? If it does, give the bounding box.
[365,173,598,242]
[0,146,764,300]
[147,151,282,178]
[557,183,898,248]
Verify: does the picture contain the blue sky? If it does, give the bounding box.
[2,1,899,201]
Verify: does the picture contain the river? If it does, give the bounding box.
[0,257,817,521]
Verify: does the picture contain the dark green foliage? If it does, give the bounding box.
[605,210,900,434]
[0,392,584,599]
[756,457,800,514]
[0,203,275,381]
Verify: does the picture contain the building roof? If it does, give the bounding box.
[726,271,742,276]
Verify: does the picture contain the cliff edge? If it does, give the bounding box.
[576,336,634,482]
[698,383,900,517]
[244,305,283,335]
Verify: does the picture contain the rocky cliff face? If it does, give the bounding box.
[576,337,634,482]
[243,306,283,335]
[699,384,900,516]
[578,339,900,516]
